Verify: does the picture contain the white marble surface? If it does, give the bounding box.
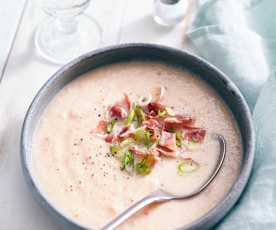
[0,0,26,81]
[0,0,193,229]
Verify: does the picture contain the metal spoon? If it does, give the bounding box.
[102,134,226,230]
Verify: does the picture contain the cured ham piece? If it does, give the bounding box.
[156,145,177,158]
[143,118,160,129]
[147,149,161,162]
[157,131,177,157]
[147,102,163,114]
[104,135,114,143]
[110,105,127,119]
[143,119,160,142]
[130,146,147,158]
[164,116,194,130]
[183,128,206,143]
[117,124,135,139]
[92,120,107,133]
[123,94,131,110]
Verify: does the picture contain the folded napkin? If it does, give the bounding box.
[216,70,276,230]
[185,0,276,229]
[186,0,270,110]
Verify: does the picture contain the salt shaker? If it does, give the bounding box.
[153,0,189,26]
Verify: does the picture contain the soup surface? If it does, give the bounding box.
[32,61,242,229]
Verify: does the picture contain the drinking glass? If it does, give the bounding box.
[35,0,102,64]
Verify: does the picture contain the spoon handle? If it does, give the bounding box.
[101,191,171,230]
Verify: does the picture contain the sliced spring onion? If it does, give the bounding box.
[175,130,182,148]
[106,119,116,134]
[176,139,182,148]
[125,109,135,126]
[135,156,152,175]
[134,106,145,126]
[110,145,121,155]
[158,107,175,118]
[144,130,152,147]
[134,127,146,143]
[158,109,168,118]
[177,159,200,175]
[134,128,153,147]
[121,150,134,172]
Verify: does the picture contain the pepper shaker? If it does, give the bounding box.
[153,0,189,26]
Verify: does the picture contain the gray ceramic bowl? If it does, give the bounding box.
[21,44,255,230]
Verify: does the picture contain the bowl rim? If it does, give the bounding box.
[21,43,255,230]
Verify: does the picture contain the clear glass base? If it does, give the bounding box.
[153,0,188,27]
[35,15,102,65]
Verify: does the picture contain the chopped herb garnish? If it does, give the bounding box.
[110,145,120,155]
[165,107,175,116]
[158,107,175,118]
[121,150,134,173]
[134,127,146,143]
[125,109,135,126]
[176,130,182,147]
[106,119,116,134]
[144,130,152,147]
[158,109,168,118]
[177,159,200,175]
[134,128,153,147]
[134,106,145,126]
[135,156,152,175]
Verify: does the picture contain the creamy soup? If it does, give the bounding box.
[32,61,242,230]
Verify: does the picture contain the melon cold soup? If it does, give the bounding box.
[31,61,242,229]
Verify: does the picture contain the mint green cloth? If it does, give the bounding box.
[186,0,276,229]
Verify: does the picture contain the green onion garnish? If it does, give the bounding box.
[177,159,200,175]
[158,109,168,118]
[176,130,182,147]
[134,128,153,147]
[121,150,134,173]
[106,119,116,134]
[110,145,121,155]
[134,106,145,126]
[125,109,135,126]
[144,130,152,147]
[135,156,152,175]
[134,127,145,143]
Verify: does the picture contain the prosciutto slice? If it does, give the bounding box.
[123,94,131,110]
[147,102,163,114]
[164,116,194,130]
[157,131,177,157]
[183,128,206,143]
[110,105,127,119]
[92,120,107,133]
